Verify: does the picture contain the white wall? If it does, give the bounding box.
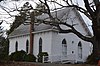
[9,35,30,55]
[56,33,92,62]
[9,8,92,63]
[61,8,88,36]
[33,31,52,57]
[51,31,61,56]
[50,9,92,61]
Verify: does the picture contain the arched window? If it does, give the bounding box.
[62,39,66,44]
[62,39,67,56]
[39,38,42,53]
[26,40,29,53]
[78,41,82,59]
[15,41,18,52]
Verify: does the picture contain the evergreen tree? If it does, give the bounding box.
[8,2,45,35]
[0,21,9,61]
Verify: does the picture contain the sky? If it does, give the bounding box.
[0,0,93,34]
[0,0,36,30]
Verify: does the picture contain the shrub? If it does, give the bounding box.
[37,52,48,62]
[0,38,9,61]
[24,54,36,62]
[0,53,9,61]
[9,50,36,62]
[9,50,27,61]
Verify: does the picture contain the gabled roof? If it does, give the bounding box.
[37,7,71,21]
[9,24,30,38]
[73,8,92,36]
[9,23,54,38]
[37,7,92,36]
[9,7,92,38]
[9,8,70,38]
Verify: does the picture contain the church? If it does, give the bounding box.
[8,2,92,63]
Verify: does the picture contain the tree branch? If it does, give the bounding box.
[58,22,93,42]
[36,16,93,43]
[38,0,93,43]
[83,0,94,19]
[39,0,53,19]
[93,0,99,6]
[0,5,13,17]
[48,0,92,20]
[69,5,92,20]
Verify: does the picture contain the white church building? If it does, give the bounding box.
[8,3,92,63]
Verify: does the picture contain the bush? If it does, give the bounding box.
[0,53,7,61]
[0,38,9,61]
[9,50,27,61]
[9,50,36,62]
[24,54,36,62]
[37,52,48,62]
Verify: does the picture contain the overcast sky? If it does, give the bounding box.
[0,0,93,34]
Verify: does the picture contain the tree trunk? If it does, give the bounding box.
[90,18,100,64]
[90,38,100,64]
[93,38,100,56]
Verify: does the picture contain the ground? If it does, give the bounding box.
[0,62,97,66]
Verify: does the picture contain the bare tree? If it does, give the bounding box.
[1,0,99,64]
[34,0,100,64]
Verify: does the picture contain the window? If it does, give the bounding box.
[15,41,18,52]
[78,41,82,59]
[26,40,29,53]
[39,38,42,53]
[62,39,66,44]
[62,39,67,56]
